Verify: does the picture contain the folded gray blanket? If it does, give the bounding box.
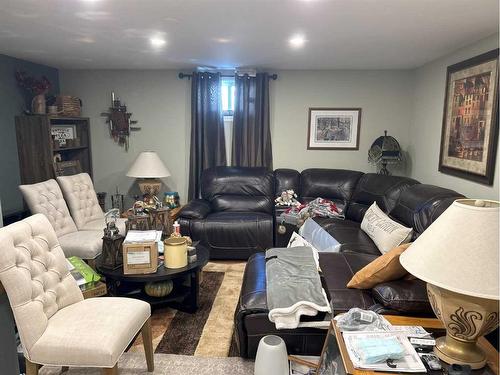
[265,246,331,329]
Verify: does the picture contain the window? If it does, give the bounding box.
[221,77,235,116]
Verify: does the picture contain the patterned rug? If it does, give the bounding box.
[129,261,246,357]
[39,353,254,374]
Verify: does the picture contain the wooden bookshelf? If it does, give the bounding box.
[15,115,93,184]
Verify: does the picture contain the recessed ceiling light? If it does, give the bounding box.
[289,34,306,49]
[214,37,232,44]
[150,36,167,48]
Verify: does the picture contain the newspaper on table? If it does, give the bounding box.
[343,331,427,373]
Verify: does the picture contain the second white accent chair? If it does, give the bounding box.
[57,173,127,234]
[19,179,103,260]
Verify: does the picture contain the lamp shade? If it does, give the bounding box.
[400,199,499,300]
[368,130,402,165]
[126,151,171,178]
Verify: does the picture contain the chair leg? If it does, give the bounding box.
[102,364,118,375]
[141,317,155,372]
[25,359,39,375]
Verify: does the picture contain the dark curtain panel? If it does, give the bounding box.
[188,72,226,200]
[232,73,273,168]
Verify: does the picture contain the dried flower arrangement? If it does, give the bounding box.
[15,70,51,95]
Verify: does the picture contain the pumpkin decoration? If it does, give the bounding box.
[144,280,174,298]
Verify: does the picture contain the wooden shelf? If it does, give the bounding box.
[15,115,93,184]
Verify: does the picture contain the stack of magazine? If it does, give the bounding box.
[343,331,427,372]
[335,314,429,373]
[65,256,101,291]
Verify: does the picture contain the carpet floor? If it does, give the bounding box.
[39,353,254,375]
[129,260,246,357]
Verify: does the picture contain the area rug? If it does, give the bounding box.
[39,353,254,375]
[129,261,246,357]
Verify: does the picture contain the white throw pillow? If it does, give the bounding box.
[361,202,412,254]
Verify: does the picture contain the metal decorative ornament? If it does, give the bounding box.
[101,92,141,150]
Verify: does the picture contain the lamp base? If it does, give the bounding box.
[427,283,499,370]
[138,178,162,197]
[434,335,486,369]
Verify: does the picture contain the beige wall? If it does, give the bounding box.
[270,70,413,174]
[60,69,414,206]
[409,33,499,200]
[60,70,190,208]
[61,35,499,206]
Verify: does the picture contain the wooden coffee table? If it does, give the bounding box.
[96,245,209,313]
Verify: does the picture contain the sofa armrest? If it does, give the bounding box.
[371,279,434,316]
[179,199,212,220]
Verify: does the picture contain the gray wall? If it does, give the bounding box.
[0,54,59,215]
[60,34,499,203]
[410,33,499,200]
[271,70,413,174]
[60,70,190,207]
[60,69,414,204]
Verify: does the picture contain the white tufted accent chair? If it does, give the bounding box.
[57,173,127,234]
[19,179,103,260]
[0,214,153,375]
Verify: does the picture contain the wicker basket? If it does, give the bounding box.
[56,95,81,117]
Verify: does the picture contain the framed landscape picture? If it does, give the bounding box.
[439,49,499,185]
[307,108,361,150]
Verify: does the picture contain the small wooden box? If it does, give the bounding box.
[123,242,158,275]
[82,282,107,299]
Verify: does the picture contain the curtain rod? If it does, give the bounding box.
[178,72,278,80]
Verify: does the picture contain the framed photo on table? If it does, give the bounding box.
[439,49,499,185]
[307,108,361,150]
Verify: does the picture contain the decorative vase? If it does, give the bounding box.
[144,280,174,298]
[254,335,289,375]
[31,94,46,114]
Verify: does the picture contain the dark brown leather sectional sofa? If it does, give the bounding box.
[178,166,464,358]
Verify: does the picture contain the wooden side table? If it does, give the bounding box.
[314,315,499,375]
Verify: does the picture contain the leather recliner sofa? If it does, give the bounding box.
[178,167,275,259]
[178,167,464,358]
[234,168,463,358]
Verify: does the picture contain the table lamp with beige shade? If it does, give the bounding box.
[127,151,171,200]
[400,198,499,369]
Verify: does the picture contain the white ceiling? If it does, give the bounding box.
[0,0,498,70]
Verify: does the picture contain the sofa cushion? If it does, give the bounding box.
[371,279,433,315]
[360,202,412,254]
[274,169,301,198]
[345,174,420,222]
[300,169,364,207]
[179,199,212,219]
[313,217,380,255]
[390,184,464,237]
[57,173,104,231]
[212,195,274,213]
[30,297,150,367]
[319,252,378,313]
[188,212,274,259]
[19,180,78,238]
[201,167,274,214]
[347,243,412,289]
[58,230,104,259]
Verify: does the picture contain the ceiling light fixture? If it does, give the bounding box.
[150,36,167,48]
[289,34,306,49]
[214,37,232,44]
